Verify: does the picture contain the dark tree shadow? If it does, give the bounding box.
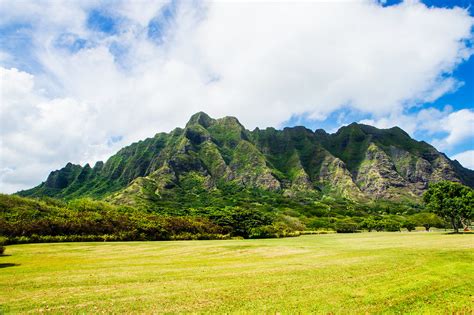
[0,263,19,268]
[445,231,473,235]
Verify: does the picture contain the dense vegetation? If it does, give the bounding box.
[0,190,450,244]
[6,113,473,243]
[4,180,473,243]
[0,194,303,243]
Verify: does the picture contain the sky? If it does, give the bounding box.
[0,0,473,193]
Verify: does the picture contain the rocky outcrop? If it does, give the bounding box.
[356,143,413,199]
[319,155,364,200]
[228,141,281,191]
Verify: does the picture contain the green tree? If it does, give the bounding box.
[381,219,401,232]
[359,217,377,232]
[423,181,473,233]
[411,212,444,231]
[402,220,416,232]
[210,207,273,238]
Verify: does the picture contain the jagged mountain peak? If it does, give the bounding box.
[282,126,314,134]
[186,111,215,128]
[336,122,408,136]
[216,115,243,126]
[185,112,245,136]
[314,128,328,136]
[17,113,474,205]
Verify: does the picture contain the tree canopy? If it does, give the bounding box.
[423,181,473,232]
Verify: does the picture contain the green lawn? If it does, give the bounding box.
[1,232,473,314]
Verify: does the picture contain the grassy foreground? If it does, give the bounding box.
[1,233,473,314]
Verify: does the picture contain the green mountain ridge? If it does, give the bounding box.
[17,112,474,207]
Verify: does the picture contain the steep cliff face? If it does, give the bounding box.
[355,143,413,199]
[228,140,281,191]
[17,112,474,205]
[319,155,364,200]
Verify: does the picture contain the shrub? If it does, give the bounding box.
[382,219,401,232]
[307,217,331,230]
[300,230,336,235]
[402,220,416,232]
[335,219,358,233]
[277,215,305,231]
[359,217,378,232]
[249,225,279,239]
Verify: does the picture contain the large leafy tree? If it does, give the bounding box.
[423,181,473,233]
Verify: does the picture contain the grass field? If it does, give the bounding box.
[1,232,473,314]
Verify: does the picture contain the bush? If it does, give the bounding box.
[402,220,416,232]
[359,218,375,232]
[382,219,401,232]
[276,215,305,231]
[307,217,331,230]
[300,230,336,235]
[249,225,279,239]
[335,219,358,233]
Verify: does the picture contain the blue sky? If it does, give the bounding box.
[284,44,474,152]
[283,0,474,154]
[0,0,473,192]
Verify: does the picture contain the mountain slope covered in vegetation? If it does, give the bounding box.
[18,112,474,208]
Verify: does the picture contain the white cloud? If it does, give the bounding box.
[452,150,474,170]
[433,109,474,149]
[360,106,474,150]
[192,1,473,125]
[111,0,168,27]
[0,0,473,192]
[0,67,116,193]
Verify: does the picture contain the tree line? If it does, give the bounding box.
[0,181,472,244]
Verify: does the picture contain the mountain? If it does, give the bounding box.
[17,112,474,207]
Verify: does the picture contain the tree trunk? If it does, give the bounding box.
[460,217,470,231]
[451,217,459,233]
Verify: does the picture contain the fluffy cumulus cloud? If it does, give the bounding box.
[0,67,113,193]
[1,0,474,192]
[432,109,474,149]
[360,106,474,150]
